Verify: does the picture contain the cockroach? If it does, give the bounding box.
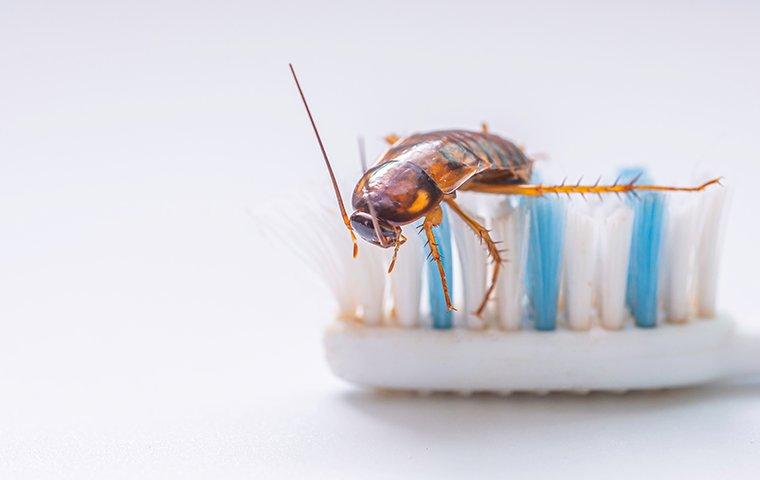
[289,64,721,316]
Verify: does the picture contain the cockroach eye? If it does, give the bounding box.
[349,211,398,248]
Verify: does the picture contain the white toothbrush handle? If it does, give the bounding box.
[326,316,751,392]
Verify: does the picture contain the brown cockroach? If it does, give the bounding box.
[289,64,721,316]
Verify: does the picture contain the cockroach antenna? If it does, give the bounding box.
[357,135,389,249]
[289,63,359,258]
[357,136,368,173]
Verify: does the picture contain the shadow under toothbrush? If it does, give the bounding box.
[335,379,760,432]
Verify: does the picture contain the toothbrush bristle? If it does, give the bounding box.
[695,185,729,317]
[493,199,529,330]
[597,204,634,329]
[525,196,566,331]
[622,169,665,328]
[297,170,727,331]
[390,222,425,327]
[563,202,597,330]
[449,201,489,329]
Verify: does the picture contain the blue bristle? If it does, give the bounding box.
[525,187,566,331]
[620,168,665,328]
[425,206,454,329]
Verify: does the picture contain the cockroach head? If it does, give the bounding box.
[349,161,443,248]
[349,210,404,248]
[351,162,444,224]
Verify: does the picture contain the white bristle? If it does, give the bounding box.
[417,270,433,329]
[661,194,701,323]
[596,202,634,330]
[492,200,529,330]
[310,206,368,320]
[354,244,388,325]
[390,224,425,327]
[449,204,489,329]
[563,202,597,330]
[262,203,361,319]
[260,198,387,323]
[695,185,729,317]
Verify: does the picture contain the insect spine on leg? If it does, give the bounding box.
[422,207,456,312]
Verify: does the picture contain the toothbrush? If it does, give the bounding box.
[286,64,746,393]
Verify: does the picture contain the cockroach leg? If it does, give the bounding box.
[463,177,723,197]
[443,196,502,317]
[384,133,400,145]
[423,209,456,312]
[387,227,404,274]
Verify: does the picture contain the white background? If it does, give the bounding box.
[1,0,759,478]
